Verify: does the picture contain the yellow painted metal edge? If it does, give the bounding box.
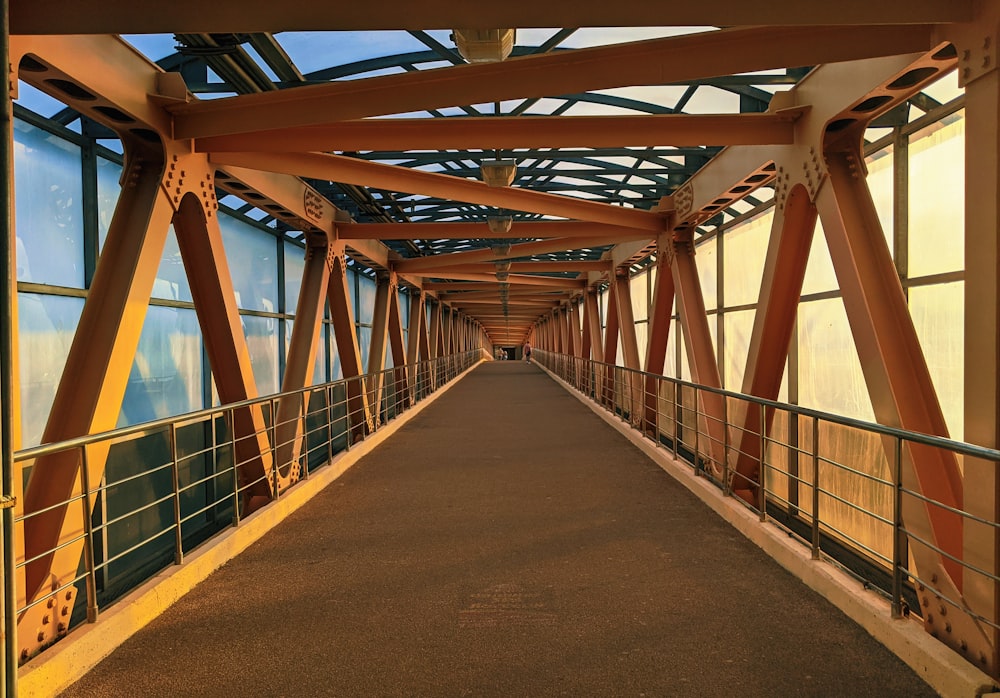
[17,359,485,698]
[540,362,999,698]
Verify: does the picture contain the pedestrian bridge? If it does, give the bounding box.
[16,357,995,696]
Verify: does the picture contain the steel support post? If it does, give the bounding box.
[602,277,620,407]
[365,273,393,427]
[731,183,817,502]
[671,241,726,477]
[614,270,643,425]
[817,143,986,667]
[273,236,331,490]
[18,139,174,656]
[957,16,1000,672]
[173,190,274,511]
[643,237,676,436]
[406,292,425,400]
[327,248,371,442]
[387,281,409,409]
[0,1,16,689]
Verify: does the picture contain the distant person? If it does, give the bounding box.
[523,342,532,363]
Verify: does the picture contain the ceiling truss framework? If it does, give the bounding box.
[8,3,1000,683]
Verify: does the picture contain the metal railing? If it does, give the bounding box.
[535,349,1000,652]
[11,349,484,663]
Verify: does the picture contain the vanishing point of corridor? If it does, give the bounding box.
[59,363,935,697]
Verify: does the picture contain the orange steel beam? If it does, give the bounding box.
[176,26,934,137]
[195,112,801,153]
[405,292,425,399]
[395,236,649,273]
[730,185,816,502]
[439,288,569,300]
[386,277,410,404]
[672,242,726,476]
[10,1,970,34]
[211,152,665,232]
[817,145,971,606]
[602,276,620,407]
[366,274,393,427]
[327,248,372,440]
[19,143,173,645]
[584,290,604,363]
[416,261,607,275]
[273,235,330,491]
[336,221,641,241]
[959,16,1000,671]
[643,239,677,434]
[417,273,586,289]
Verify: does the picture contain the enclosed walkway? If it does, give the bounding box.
[59,363,934,697]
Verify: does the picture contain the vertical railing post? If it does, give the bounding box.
[230,407,241,527]
[672,382,679,460]
[169,423,183,565]
[270,397,279,501]
[78,447,99,624]
[693,386,701,476]
[722,394,730,496]
[891,434,904,618]
[345,384,353,452]
[758,404,767,522]
[811,415,821,560]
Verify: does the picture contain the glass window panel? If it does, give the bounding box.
[663,321,676,378]
[398,290,409,330]
[798,298,874,421]
[723,309,754,390]
[909,112,964,278]
[723,211,772,308]
[330,323,343,381]
[96,156,122,250]
[219,215,278,313]
[356,272,377,325]
[152,225,192,302]
[866,147,894,251]
[910,282,964,438]
[284,241,306,314]
[630,270,648,321]
[243,315,279,396]
[18,293,84,447]
[14,120,84,287]
[695,237,717,311]
[801,218,838,297]
[357,326,373,372]
[635,321,648,364]
[117,306,203,427]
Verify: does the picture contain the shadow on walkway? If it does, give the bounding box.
[61,362,935,697]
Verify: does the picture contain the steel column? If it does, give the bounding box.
[672,241,726,477]
[327,248,372,441]
[643,238,676,435]
[731,183,817,502]
[365,273,393,427]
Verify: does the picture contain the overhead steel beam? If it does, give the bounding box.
[336,221,648,241]
[195,112,802,152]
[211,151,666,231]
[174,25,934,138]
[11,0,970,34]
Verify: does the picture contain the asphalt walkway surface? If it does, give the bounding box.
[60,361,936,697]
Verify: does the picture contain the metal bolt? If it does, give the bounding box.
[57,622,67,633]
[36,632,45,642]
[20,649,29,662]
[961,641,969,652]
[983,57,991,69]
[927,613,934,624]
[981,653,988,665]
[946,623,952,633]
[46,598,55,608]
[939,605,947,616]
[61,606,69,617]
[931,574,938,584]
[41,614,49,625]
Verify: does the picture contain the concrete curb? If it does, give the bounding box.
[18,360,484,698]
[538,362,998,698]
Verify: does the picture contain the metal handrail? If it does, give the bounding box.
[533,347,1000,650]
[9,350,483,666]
